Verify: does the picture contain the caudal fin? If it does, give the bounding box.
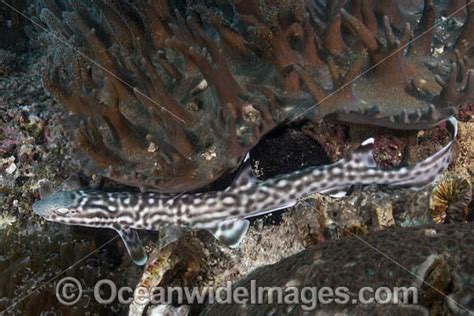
[333,117,458,190]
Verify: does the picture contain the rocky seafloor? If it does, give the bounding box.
[1,23,473,316]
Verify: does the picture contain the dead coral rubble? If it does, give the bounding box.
[33,0,474,192]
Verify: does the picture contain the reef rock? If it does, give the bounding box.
[201,223,474,315]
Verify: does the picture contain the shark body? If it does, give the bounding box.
[33,118,458,265]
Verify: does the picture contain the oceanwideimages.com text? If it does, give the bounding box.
[56,277,418,310]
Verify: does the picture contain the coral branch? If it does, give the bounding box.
[35,0,474,191]
[455,1,474,56]
[412,0,437,56]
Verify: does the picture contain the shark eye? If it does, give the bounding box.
[56,208,70,215]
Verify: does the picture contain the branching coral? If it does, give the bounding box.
[33,0,473,192]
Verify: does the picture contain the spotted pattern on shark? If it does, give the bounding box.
[32,118,458,265]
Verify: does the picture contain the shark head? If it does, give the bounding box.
[33,190,148,265]
[33,190,127,227]
[33,191,82,222]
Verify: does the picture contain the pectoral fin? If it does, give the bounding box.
[207,219,250,248]
[113,225,148,265]
[320,186,351,198]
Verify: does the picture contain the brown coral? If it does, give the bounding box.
[430,172,472,223]
[32,0,474,192]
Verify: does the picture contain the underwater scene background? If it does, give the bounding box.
[0,0,473,315]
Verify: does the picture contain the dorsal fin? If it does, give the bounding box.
[226,160,257,191]
[349,137,377,168]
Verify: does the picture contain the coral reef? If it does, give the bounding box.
[200,223,474,315]
[0,0,473,314]
[0,52,71,222]
[31,0,474,193]
[0,67,471,316]
[302,120,350,161]
[0,49,18,76]
[129,227,226,315]
[249,126,331,180]
[430,172,472,223]
[0,52,148,314]
[0,222,142,314]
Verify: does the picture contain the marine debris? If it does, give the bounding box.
[30,0,474,192]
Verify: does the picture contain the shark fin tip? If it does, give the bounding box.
[361,137,375,146]
[208,219,250,248]
[114,225,148,266]
[133,254,148,266]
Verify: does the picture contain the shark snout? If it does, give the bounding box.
[32,191,77,218]
[32,199,50,217]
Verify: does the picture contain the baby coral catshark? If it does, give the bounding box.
[33,118,458,265]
